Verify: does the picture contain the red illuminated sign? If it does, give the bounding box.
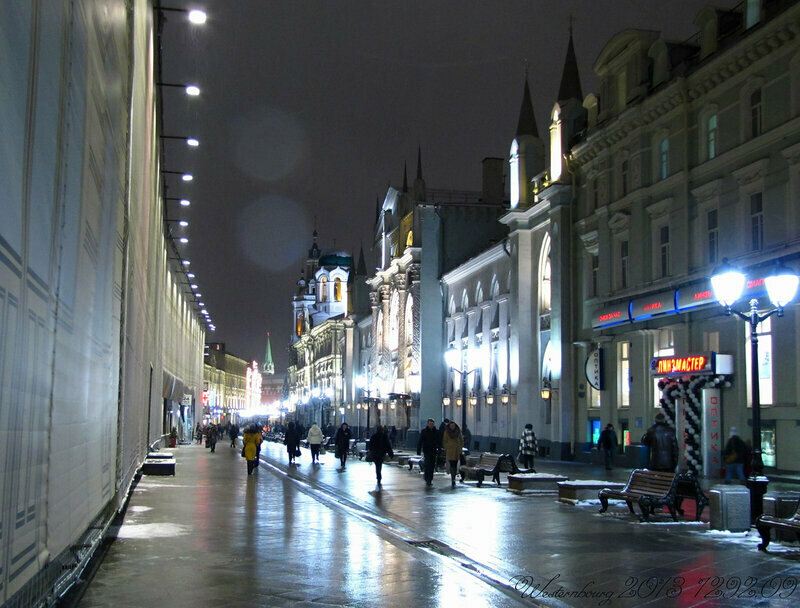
[650,353,718,376]
[201,390,209,406]
[598,311,621,322]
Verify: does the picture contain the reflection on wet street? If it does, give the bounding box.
[76,440,800,607]
[77,443,525,608]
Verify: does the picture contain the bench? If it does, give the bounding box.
[508,473,568,493]
[757,498,800,551]
[459,453,520,487]
[147,451,174,460]
[558,480,625,503]
[673,473,710,521]
[142,458,176,475]
[408,453,445,472]
[598,469,679,521]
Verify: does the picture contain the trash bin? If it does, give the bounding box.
[763,492,800,542]
[709,485,751,532]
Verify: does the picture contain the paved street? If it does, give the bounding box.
[72,441,800,608]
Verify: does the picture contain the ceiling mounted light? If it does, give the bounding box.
[188,9,207,24]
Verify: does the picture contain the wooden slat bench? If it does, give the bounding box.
[598,469,678,521]
[757,499,800,551]
[459,453,520,487]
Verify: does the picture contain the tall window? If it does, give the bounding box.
[660,138,669,180]
[707,114,718,160]
[751,192,764,250]
[405,295,414,346]
[746,0,760,28]
[621,160,629,197]
[592,178,600,210]
[750,89,762,138]
[659,225,670,278]
[591,255,599,297]
[319,276,328,302]
[388,291,400,350]
[618,342,631,408]
[541,258,552,313]
[620,240,629,289]
[334,277,342,301]
[707,208,719,264]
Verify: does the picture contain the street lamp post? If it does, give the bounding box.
[445,347,478,436]
[711,259,799,522]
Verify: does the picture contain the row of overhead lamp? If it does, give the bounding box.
[158,5,214,333]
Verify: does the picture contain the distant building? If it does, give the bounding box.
[203,342,249,422]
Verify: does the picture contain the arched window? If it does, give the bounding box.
[405,295,414,346]
[334,277,342,301]
[461,290,469,312]
[296,312,304,336]
[540,242,552,315]
[388,291,400,350]
[490,276,500,299]
[376,310,384,349]
[406,230,414,247]
[319,276,328,302]
[475,283,484,305]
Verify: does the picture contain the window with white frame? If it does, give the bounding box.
[706,208,719,265]
[618,342,631,408]
[750,89,762,138]
[621,159,629,197]
[653,330,674,407]
[388,291,400,350]
[404,294,413,346]
[750,192,764,250]
[747,316,773,406]
[707,114,718,160]
[660,137,669,180]
[658,225,670,278]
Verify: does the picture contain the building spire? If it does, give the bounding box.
[356,243,367,276]
[516,73,538,138]
[557,23,583,103]
[262,332,275,375]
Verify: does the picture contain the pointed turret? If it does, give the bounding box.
[356,244,367,276]
[262,332,275,375]
[414,146,426,202]
[516,77,538,138]
[557,27,583,103]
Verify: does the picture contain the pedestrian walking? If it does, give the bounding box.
[194,423,203,444]
[207,424,218,453]
[367,425,394,486]
[334,422,353,468]
[417,418,441,486]
[229,423,239,448]
[597,423,618,470]
[242,424,262,475]
[442,420,464,488]
[518,423,538,471]
[723,427,747,483]
[641,412,678,472]
[307,423,324,464]
[284,421,300,465]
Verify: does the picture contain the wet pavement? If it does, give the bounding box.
[72,440,800,608]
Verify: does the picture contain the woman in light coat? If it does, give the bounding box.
[442,421,464,488]
[306,423,324,464]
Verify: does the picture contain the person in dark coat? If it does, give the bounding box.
[641,413,678,472]
[417,418,441,486]
[368,425,394,486]
[207,424,218,453]
[334,422,353,468]
[597,423,618,470]
[229,423,239,448]
[284,421,300,465]
[723,427,747,483]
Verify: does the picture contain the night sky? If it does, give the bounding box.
[159,0,724,371]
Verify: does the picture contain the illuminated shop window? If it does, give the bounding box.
[618,342,631,408]
[747,315,773,405]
